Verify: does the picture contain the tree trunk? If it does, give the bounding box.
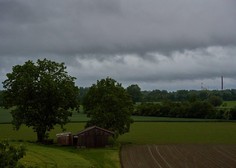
[36,130,46,143]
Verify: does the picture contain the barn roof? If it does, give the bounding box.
[56,132,72,137]
[75,126,115,136]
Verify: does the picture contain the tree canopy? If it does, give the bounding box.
[126,84,142,103]
[83,77,134,137]
[2,59,79,142]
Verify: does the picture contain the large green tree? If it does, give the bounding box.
[83,77,134,137]
[2,59,79,142]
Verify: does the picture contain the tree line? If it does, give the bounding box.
[1,79,236,108]
[133,101,236,120]
[80,86,236,104]
[141,89,236,102]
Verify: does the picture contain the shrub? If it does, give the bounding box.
[0,140,26,168]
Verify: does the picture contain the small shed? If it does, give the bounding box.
[56,132,73,146]
[74,126,115,148]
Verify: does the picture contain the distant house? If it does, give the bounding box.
[56,132,73,146]
[73,126,115,148]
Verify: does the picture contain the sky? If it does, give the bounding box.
[0,0,236,91]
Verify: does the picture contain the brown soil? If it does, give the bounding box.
[120,145,236,168]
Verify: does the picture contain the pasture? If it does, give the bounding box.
[2,122,236,144]
[1,122,236,167]
[221,100,236,108]
[1,106,236,167]
[19,143,120,168]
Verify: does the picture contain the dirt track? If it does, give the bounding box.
[120,145,236,168]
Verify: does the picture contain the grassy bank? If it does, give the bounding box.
[18,142,120,168]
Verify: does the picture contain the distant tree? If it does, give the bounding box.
[126,84,142,103]
[2,59,79,143]
[175,90,189,101]
[208,95,223,107]
[188,101,215,118]
[83,77,134,137]
[228,107,236,120]
[0,90,3,106]
[134,103,161,116]
[0,140,26,168]
[79,87,90,105]
[198,90,210,100]
[187,92,198,103]
[144,89,169,102]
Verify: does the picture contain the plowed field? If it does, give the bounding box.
[121,145,236,168]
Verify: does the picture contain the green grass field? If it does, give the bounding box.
[119,122,236,144]
[1,102,236,167]
[221,101,236,108]
[1,122,236,167]
[18,143,120,168]
[0,107,12,123]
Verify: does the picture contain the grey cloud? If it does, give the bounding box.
[1,0,236,90]
[64,47,236,85]
[0,0,236,56]
[1,46,236,90]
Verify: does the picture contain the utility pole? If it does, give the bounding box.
[221,76,224,90]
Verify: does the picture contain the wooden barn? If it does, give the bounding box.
[56,132,73,146]
[73,126,115,148]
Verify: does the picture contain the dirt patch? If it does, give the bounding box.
[120,145,236,168]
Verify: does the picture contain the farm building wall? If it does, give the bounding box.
[75,126,114,148]
[56,132,73,146]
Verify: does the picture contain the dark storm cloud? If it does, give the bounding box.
[0,0,236,56]
[1,0,236,90]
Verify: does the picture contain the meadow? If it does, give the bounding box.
[1,122,236,167]
[1,103,236,167]
[1,122,236,144]
[221,100,236,108]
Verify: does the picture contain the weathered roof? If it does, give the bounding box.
[75,126,115,136]
[56,132,72,137]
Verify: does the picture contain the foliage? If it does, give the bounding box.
[126,84,142,103]
[78,87,90,105]
[0,140,26,168]
[134,100,217,119]
[142,89,236,102]
[83,77,134,137]
[2,59,79,142]
[187,101,215,118]
[228,107,236,120]
[0,90,3,106]
[208,95,223,107]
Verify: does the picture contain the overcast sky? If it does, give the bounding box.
[1,0,236,91]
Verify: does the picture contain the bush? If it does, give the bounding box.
[188,101,215,118]
[208,96,223,107]
[0,140,26,168]
[228,107,236,120]
[134,103,161,116]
